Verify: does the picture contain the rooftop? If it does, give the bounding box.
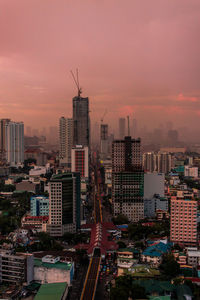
[34,258,72,270]
[142,242,171,258]
[34,282,67,300]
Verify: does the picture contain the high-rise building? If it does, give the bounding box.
[5,121,24,166]
[157,152,172,174]
[112,136,144,222]
[0,119,10,161]
[59,117,73,167]
[71,145,89,180]
[170,195,197,246]
[48,172,80,236]
[119,118,126,139]
[143,152,157,172]
[100,124,109,158]
[73,96,89,147]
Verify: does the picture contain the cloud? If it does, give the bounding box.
[0,0,200,130]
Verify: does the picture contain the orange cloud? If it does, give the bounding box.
[177,93,197,102]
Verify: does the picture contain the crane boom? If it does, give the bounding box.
[70,69,82,97]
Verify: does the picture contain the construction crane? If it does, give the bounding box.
[70,68,82,97]
[100,109,107,123]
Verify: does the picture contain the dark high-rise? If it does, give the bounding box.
[73,96,89,147]
[48,172,81,236]
[112,136,144,222]
[0,119,10,160]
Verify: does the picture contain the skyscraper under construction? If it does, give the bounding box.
[73,96,90,147]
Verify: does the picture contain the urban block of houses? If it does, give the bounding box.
[141,242,172,266]
[117,248,139,275]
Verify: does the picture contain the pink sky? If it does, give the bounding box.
[0,0,200,131]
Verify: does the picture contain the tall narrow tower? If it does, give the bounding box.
[59,117,73,167]
[73,96,89,147]
[71,70,90,147]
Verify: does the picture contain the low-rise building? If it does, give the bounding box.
[117,248,138,275]
[141,242,171,267]
[30,196,49,216]
[21,215,49,232]
[187,249,200,267]
[34,255,74,285]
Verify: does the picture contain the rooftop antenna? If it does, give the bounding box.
[70,68,82,97]
[127,116,130,136]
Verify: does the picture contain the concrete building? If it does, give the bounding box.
[119,118,126,139]
[143,173,166,218]
[112,136,144,222]
[184,166,198,178]
[170,196,197,246]
[15,180,40,193]
[29,165,50,176]
[31,196,49,216]
[141,242,171,267]
[143,152,157,172]
[5,121,24,166]
[156,152,172,174]
[21,216,49,232]
[0,251,34,284]
[48,173,81,236]
[73,96,89,147]
[144,173,164,199]
[187,249,200,267]
[144,195,168,218]
[0,119,10,161]
[71,145,89,180]
[59,117,73,167]
[34,255,74,285]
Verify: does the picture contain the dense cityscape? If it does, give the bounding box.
[1,82,200,300]
[1,1,200,300]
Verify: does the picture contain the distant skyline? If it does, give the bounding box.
[0,0,200,132]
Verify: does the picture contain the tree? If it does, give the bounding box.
[131,284,147,299]
[160,254,180,278]
[62,232,74,244]
[110,287,129,300]
[117,241,126,249]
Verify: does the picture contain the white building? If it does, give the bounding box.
[144,173,164,199]
[5,121,24,166]
[59,117,73,167]
[71,145,89,179]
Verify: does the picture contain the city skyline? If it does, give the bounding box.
[0,0,200,133]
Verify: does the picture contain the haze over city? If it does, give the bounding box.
[0,0,200,137]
